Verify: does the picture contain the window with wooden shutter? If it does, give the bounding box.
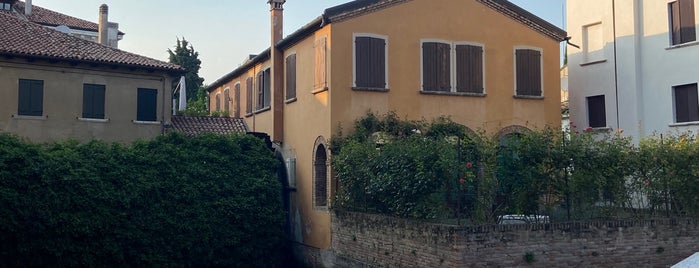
[245,77,253,115]
[215,93,221,112]
[223,88,230,112]
[314,37,327,90]
[82,84,105,119]
[18,79,44,116]
[422,42,451,92]
[354,35,387,89]
[669,0,696,46]
[674,83,699,123]
[256,69,271,110]
[136,88,157,122]
[587,95,606,128]
[234,83,241,118]
[286,54,297,100]
[456,44,484,94]
[515,49,542,97]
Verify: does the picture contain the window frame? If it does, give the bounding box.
[582,22,606,64]
[17,79,44,117]
[586,95,607,128]
[420,39,486,96]
[256,67,271,112]
[673,83,699,123]
[513,46,544,98]
[353,33,389,91]
[81,83,106,119]
[285,52,297,102]
[668,0,697,46]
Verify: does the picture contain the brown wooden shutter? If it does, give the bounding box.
[422,42,437,91]
[286,54,296,100]
[257,72,264,109]
[671,1,682,45]
[680,0,696,43]
[456,45,483,93]
[246,77,253,114]
[314,37,327,89]
[437,43,451,91]
[516,49,541,96]
[224,89,230,112]
[356,37,386,88]
[234,83,241,118]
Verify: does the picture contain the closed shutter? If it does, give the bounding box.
[137,88,157,121]
[436,43,451,91]
[456,44,484,93]
[671,1,682,45]
[422,42,437,91]
[18,79,43,116]
[246,78,253,114]
[224,89,230,112]
[257,72,264,109]
[234,83,241,118]
[264,69,271,107]
[286,54,296,100]
[680,0,696,43]
[516,49,542,96]
[355,37,386,88]
[82,84,105,119]
[422,42,450,92]
[314,37,327,89]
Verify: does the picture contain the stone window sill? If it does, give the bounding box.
[666,40,699,50]
[421,90,486,97]
[254,106,271,114]
[12,114,47,120]
[513,95,544,100]
[670,121,699,127]
[78,117,109,123]
[580,59,607,66]
[132,120,161,125]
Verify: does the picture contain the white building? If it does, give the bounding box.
[567,0,699,141]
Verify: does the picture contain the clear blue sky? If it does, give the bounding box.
[31,0,565,84]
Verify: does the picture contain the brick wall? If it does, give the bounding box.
[330,211,699,267]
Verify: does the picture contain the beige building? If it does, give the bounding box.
[0,10,184,143]
[207,0,565,263]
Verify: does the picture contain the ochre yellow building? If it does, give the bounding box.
[207,0,565,262]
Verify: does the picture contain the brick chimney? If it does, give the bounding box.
[98,4,108,45]
[24,0,31,15]
[269,0,285,143]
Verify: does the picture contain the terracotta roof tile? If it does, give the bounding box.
[0,11,184,72]
[13,1,122,34]
[168,116,248,136]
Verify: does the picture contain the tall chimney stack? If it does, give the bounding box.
[98,4,108,45]
[25,0,32,15]
[269,0,285,143]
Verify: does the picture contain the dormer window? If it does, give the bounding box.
[0,0,15,11]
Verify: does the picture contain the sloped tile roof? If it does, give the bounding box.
[169,116,248,136]
[0,11,184,72]
[13,1,123,34]
[208,0,566,91]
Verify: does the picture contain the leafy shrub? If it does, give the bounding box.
[0,133,284,267]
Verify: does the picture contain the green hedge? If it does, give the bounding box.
[332,113,699,224]
[0,132,284,267]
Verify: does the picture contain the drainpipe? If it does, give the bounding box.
[612,0,621,129]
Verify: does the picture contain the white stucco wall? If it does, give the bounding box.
[568,0,699,142]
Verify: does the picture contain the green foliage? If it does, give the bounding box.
[180,87,209,116]
[0,133,284,267]
[333,113,699,224]
[168,37,205,102]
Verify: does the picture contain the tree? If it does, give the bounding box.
[168,38,205,103]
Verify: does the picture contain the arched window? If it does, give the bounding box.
[313,140,328,207]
